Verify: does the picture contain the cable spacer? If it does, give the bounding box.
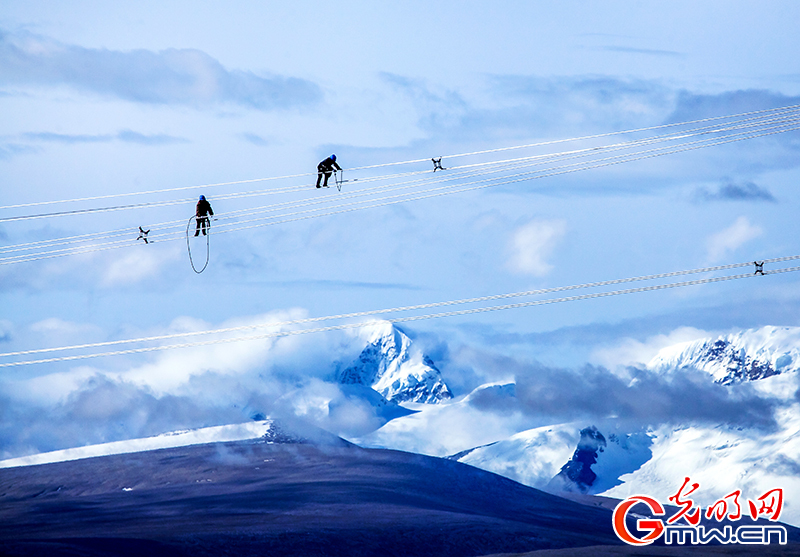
[432,157,446,172]
[137,226,151,244]
[754,261,765,275]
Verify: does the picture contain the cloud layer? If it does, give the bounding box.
[0,29,321,110]
[468,357,781,430]
[0,312,374,459]
[2,315,793,462]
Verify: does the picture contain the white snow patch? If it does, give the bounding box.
[0,420,274,469]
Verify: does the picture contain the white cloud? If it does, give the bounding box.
[706,216,763,262]
[6,366,99,405]
[100,246,177,287]
[116,309,313,393]
[507,219,566,276]
[0,308,368,457]
[357,393,531,457]
[590,326,712,371]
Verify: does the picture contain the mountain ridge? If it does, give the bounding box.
[0,437,626,556]
[648,325,800,384]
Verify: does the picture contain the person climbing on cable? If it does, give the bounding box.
[316,154,341,188]
[194,195,214,236]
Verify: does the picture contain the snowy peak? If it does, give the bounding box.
[338,321,453,404]
[338,322,409,387]
[648,326,800,384]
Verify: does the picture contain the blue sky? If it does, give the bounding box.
[2,1,800,456]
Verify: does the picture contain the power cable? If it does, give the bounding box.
[3,108,797,237]
[2,116,799,266]
[2,103,798,215]
[1,255,797,365]
[1,262,796,368]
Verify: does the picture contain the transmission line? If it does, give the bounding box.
[1,256,797,368]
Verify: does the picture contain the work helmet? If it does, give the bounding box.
[199,195,205,201]
[330,154,336,161]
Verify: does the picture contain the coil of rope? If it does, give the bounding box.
[185,216,211,273]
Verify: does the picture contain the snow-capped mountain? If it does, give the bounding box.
[10,323,800,527]
[451,421,654,497]
[453,414,800,526]
[648,325,800,384]
[338,321,453,404]
[359,325,800,526]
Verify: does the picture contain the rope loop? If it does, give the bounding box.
[186,216,210,273]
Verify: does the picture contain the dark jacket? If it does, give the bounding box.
[318,157,341,173]
[196,199,214,217]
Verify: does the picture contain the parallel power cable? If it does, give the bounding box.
[2,101,795,215]
[0,182,320,224]
[3,105,786,227]
[0,159,534,263]
[199,109,800,232]
[1,103,798,216]
[3,109,796,233]
[2,108,797,241]
[341,103,800,171]
[0,255,800,367]
[0,158,563,256]
[201,119,800,239]
[0,256,787,358]
[2,109,798,263]
[0,167,442,255]
[3,116,799,266]
[0,175,312,212]
[1,262,797,368]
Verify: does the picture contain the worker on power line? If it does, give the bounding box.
[316,154,341,188]
[194,195,214,236]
